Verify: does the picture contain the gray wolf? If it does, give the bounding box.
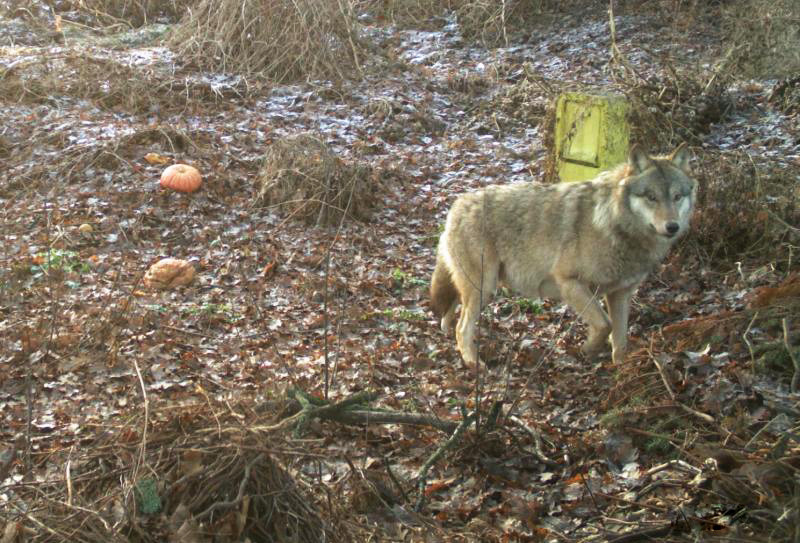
[430,144,695,367]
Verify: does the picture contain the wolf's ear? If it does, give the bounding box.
[670,143,692,173]
[629,145,653,173]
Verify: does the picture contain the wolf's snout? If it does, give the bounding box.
[665,222,680,236]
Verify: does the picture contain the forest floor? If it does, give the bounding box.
[1,2,799,542]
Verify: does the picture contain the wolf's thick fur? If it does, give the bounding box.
[431,145,696,367]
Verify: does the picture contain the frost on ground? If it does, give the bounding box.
[0,3,798,542]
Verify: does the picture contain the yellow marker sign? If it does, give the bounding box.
[554,92,630,182]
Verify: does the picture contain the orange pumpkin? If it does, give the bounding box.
[144,258,195,289]
[160,164,202,193]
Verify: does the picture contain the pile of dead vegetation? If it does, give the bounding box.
[255,133,385,226]
[454,0,604,46]
[688,150,800,268]
[768,75,800,115]
[0,53,142,109]
[361,0,603,41]
[359,0,457,29]
[620,65,732,148]
[613,0,799,147]
[63,0,195,27]
[0,395,357,543]
[168,0,364,82]
[0,51,248,115]
[603,274,800,541]
[721,0,800,79]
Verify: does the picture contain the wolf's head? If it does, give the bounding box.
[624,144,696,239]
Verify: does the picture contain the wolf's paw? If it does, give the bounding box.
[583,327,611,357]
[441,316,454,334]
[457,342,479,367]
[458,348,487,372]
[460,356,501,376]
[580,341,610,362]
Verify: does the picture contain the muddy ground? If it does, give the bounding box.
[1,2,799,542]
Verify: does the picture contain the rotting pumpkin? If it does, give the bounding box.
[144,258,195,289]
[160,164,202,193]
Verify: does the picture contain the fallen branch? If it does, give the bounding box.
[195,453,262,521]
[633,459,701,501]
[606,522,683,543]
[414,407,477,512]
[334,410,458,434]
[645,459,701,477]
[508,415,558,467]
[254,389,461,435]
[651,355,715,425]
[783,318,799,393]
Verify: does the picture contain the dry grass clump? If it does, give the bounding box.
[721,0,800,79]
[256,133,380,226]
[72,0,195,26]
[0,54,127,106]
[768,76,800,115]
[363,96,446,143]
[0,399,352,543]
[455,0,603,46]
[688,150,800,269]
[622,68,732,149]
[454,0,538,46]
[445,68,494,96]
[359,0,457,29]
[489,65,556,126]
[169,0,364,82]
[0,52,243,114]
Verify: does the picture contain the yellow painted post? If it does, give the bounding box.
[554,92,630,182]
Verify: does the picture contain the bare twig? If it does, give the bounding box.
[169,0,363,82]
[196,453,263,521]
[7,502,66,539]
[323,247,331,401]
[745,413,787,451]
[743,311,759,367]
[508,415,558,467]
[65,451,73,506]
[382,455,410,504]
[414,407,476,512]
[652,355,715,424]
[645,459,701,477]
[563,438,602,520]
[783,318,799,393]
[131,357,150,499]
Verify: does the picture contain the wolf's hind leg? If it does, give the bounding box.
[454,267,498,367]
[456,291,480,367]
[557,278,612,359]
[441,303,457,333]
[605,288,634,365]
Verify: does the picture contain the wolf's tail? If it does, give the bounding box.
[430,253,458,319]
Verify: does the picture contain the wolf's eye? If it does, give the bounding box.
[646,193,658,203]
[673,193,683,202]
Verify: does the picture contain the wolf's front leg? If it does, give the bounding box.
[455,294,481,368]
[557,278,611,360]
[606,288,634,365]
